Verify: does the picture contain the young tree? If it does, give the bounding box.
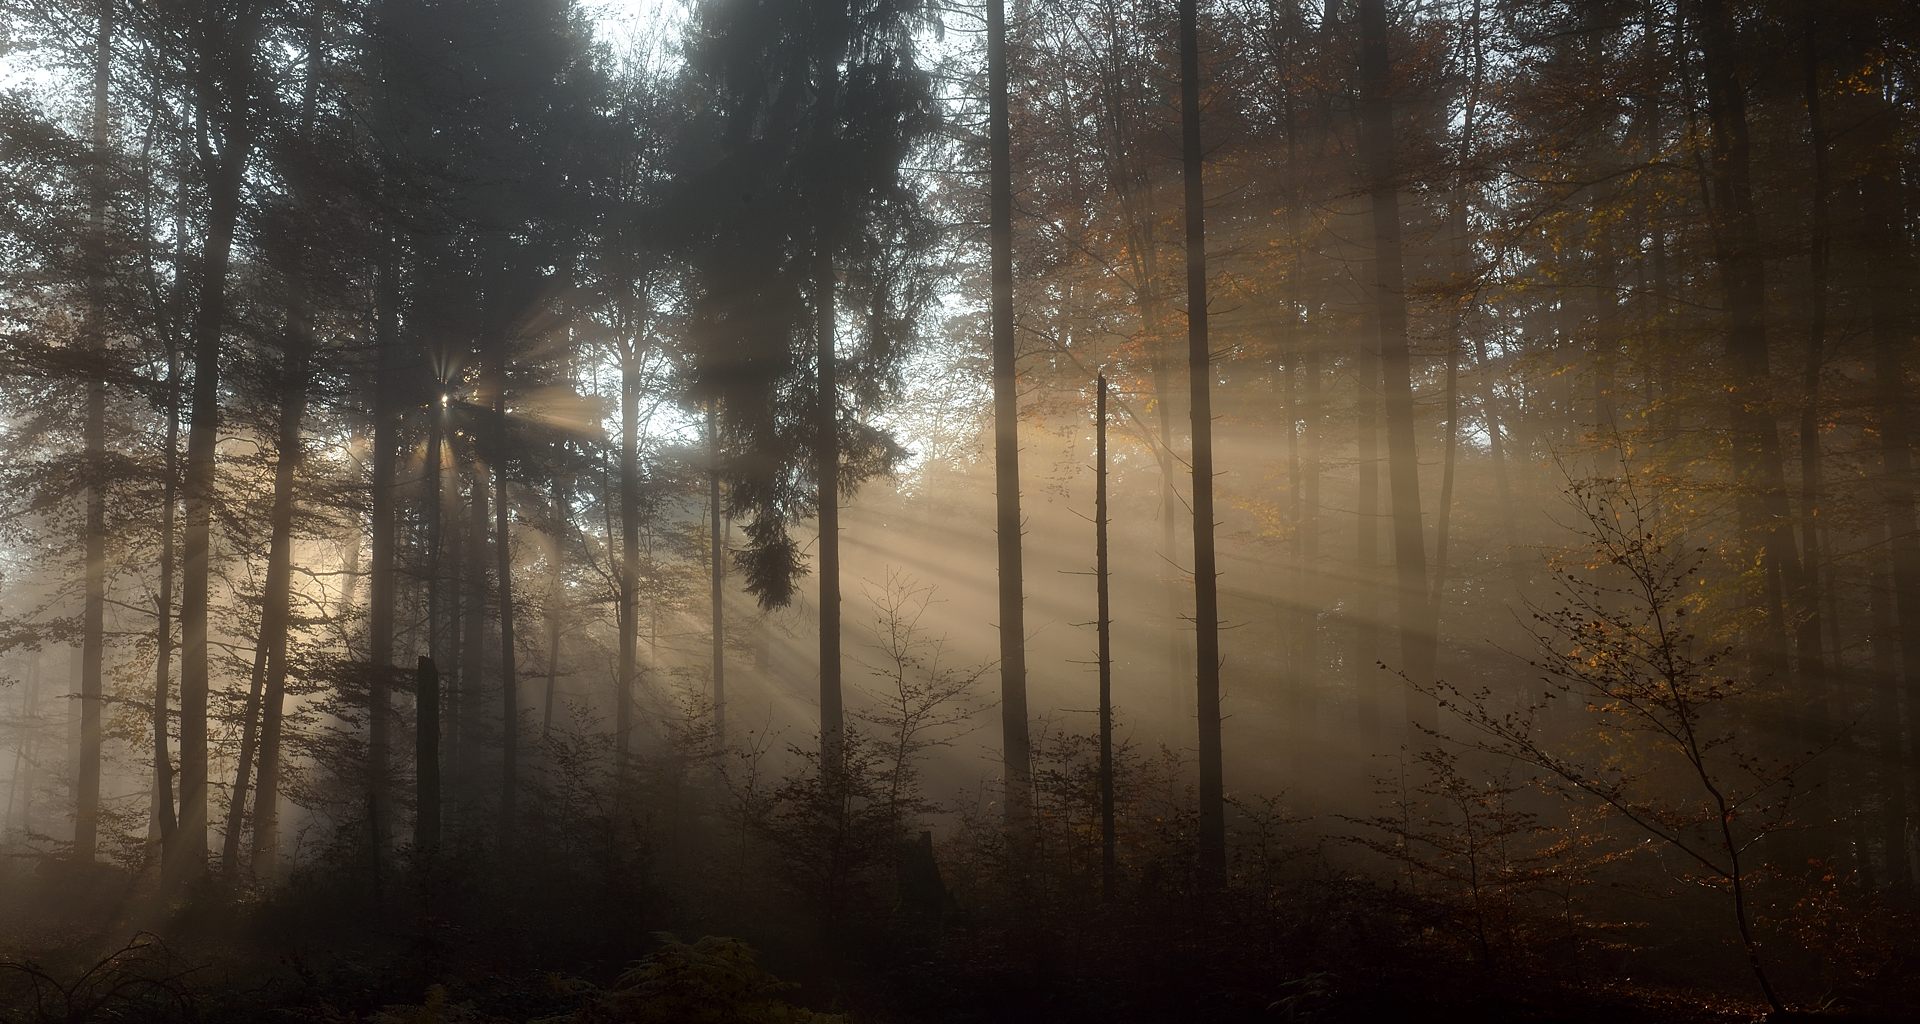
[1419,469,1809,1012]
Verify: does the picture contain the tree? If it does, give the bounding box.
[986,0,1032,827]
[173,0,265,881]
[1418,469,1808,1012]
[1178,0,1225,887]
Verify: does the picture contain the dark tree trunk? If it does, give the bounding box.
[418,364,444,852]
[1095,375,1115,900]
[1793,15,1834,843]
[618,349,638,775]
[1695,0,1809,689]
[987,0,1030,825]
[220,645,266,875]
[1178,0,1225,887]
[250,329,309,876]
[1862,75,1920,893]
[1358,0,1437,736]
[152,349,179,858]
[415,656,440,851]
[75,1,110,865]
[495,388,518,838]
[543,480,566,738]
[708,399,726,747]
[461,460,489,809]
[230,17,321,863]
[367,240,399,866]
[813,8,845,770]
[1353,323,1382,741]
[175,3,259,882]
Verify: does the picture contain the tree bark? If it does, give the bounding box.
[1358,0,1436,736]
[220,643,265,875]
[708,399,726,747]
[495,387,518,838]
[1694,0,1809,686]
[1095,374,1115,900]
[175,0,260,882]
[152,348,179,859]
[618,347,638,776]
[1178,0,1225,887]
[813,4,846,771]
[367,239,398,866]
[1862,71,1919,892]
[75,0,111,865]
[987,0,1031,826]
[460,459,489,810]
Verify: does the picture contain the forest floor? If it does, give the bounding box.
[1,857,1880,1024]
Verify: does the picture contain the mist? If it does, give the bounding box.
[0,0,1915,1021]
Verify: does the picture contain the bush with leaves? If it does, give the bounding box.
[1413,471,1817,1012]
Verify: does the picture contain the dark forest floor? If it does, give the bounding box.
[4,853,1906,1024]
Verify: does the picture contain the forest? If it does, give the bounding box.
[0,0,1916,1019]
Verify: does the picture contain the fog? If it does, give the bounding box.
[0,0,1915,1020]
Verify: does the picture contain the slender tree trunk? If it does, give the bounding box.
[250,318,309,876]
[987,0,1031,826]
[1095,375,1115,900]
[1794,15,1834,843]
[543,480,566,738]
[445,462,463,797]
[220,644,265,875]
[1178,0,1225,887]
[618,349,638,776]
[461,460,489,809]
[1695,0,1808,688]
[813,7,846,770]
[1354,325,1382,741]
[1869,541,1909,892]
[708,399,726,747]
[415,656,439,851]
[417,371,443,852]
[175,7,258,881]
[367,240,398,866]
[1358,0,1436,737]
[75,2,111,865]
[495,387,518,838]
[152,351,179,858]
[1863,81,1920,892]
[249,5,317,877]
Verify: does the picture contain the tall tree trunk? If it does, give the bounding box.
[175,4,259,881]
[708,399,726,747]
[987,0,1031,825]
[445,461,463,794]
[1794,14,1834,845]
[461,460,489,810]
[1695,0,1808,692]
[249,317,309,877]
[367,240,398,867]
[75,1,111,865]
[543,480,566,738]
[1353,323,1383,741]
[417,366,444,852]
[220,643,265,875]
[1095,374,1115,900]
[415,656,439,851]
[618,349,638,776]
[495,386,518,837]
[1178,0,1225,887]
[152,349,179,859]
[1358,0,1437,736]
[1862,72,1919,893]
[813,7,846,770]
